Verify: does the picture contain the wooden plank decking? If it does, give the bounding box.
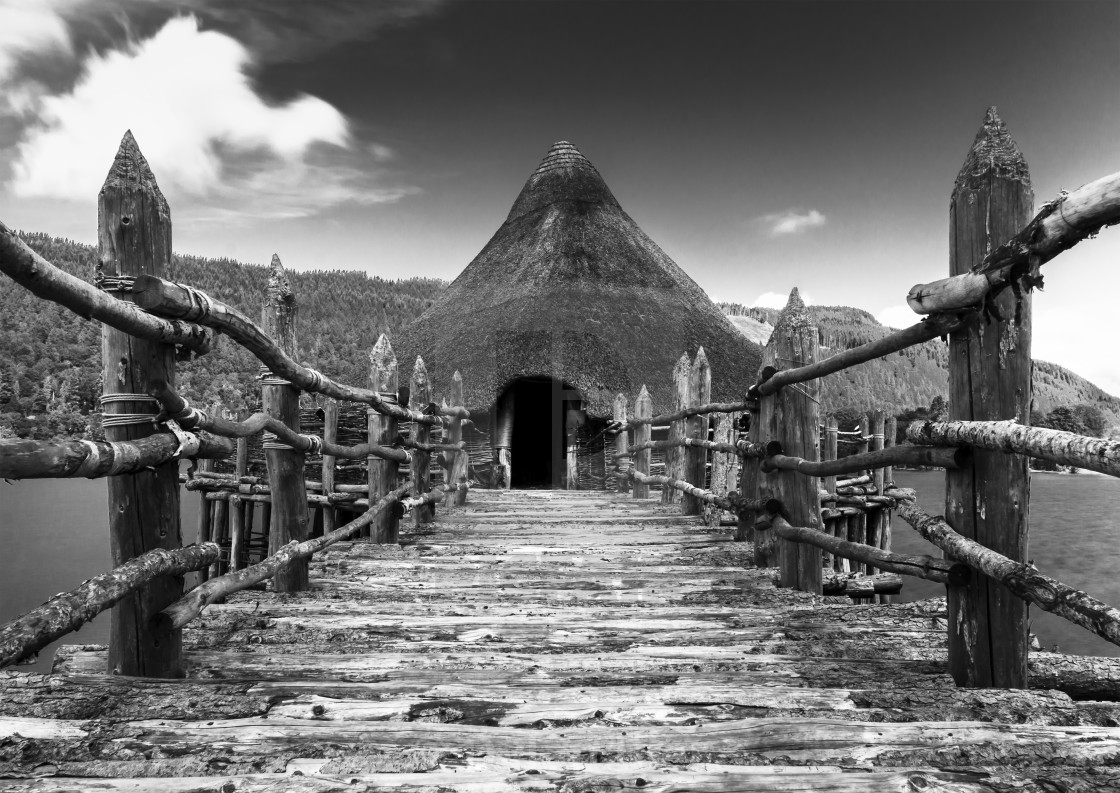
[4,490,1120,791]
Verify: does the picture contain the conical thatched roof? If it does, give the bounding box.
[400,141,761,415]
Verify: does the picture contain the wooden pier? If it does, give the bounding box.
[5,489,1120,791]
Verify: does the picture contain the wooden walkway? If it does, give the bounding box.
[4,490,1120,791]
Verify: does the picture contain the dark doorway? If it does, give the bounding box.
[498,377,581,489]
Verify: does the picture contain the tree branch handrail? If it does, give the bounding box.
[130,274,466,425]
[762,444,969,477]
[626,400,754,427]
[906,420,1120,478]
[155,483,414,633]
[148,380,411,464]
[907,169,1120,315]
[0,543,219,668]
[629,470,778,514]
[0,431,233,480]
[765,515,968,586]
[0,220,212,354]
[754,312,971,398]
[898,502,1120,650]
[626,437,766,457]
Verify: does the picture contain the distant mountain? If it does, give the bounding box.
[0,233,444,439]
[719,302,1120,433]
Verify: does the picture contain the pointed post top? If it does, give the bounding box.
[100,130,169,216]
[369,334,397,389]
[613,392,627,411]
[411,355,428,381]
[637,384,652,405]
[692,346,709,373]
[267,254,293,307]
[954,106,1031,198]
[771,287,814,337]
[674,351,691,372]
[410,355,430,401]
[452,370,462,383]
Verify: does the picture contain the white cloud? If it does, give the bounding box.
[751,290,814,310]
[876,304,921,330]
[0,1,72,81]
[7,15,401,219]
[758,208,826,236]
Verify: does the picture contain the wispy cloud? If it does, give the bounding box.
[875,304,920,330]
[5,14,409,220]
[758,208,826,236]
[0,1,72,82]
[751,290,814,310]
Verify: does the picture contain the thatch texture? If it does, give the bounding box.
[400,142,761,416]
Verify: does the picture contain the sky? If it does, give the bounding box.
[1,0,1118,394]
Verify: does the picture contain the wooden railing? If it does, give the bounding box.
[0,132,470,676]
[602,110,1120,690]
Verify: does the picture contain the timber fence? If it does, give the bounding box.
[0,133,470,675]
[602,108,1120,689]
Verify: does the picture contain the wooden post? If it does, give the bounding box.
[369,335,400,543]
[867,412,885,575]
[613,393,629,493]
[946,107,1033,688]
[738,408,762,548]
[321,399,339,533]
[762,289,822,594]
[446,371,469,507]
[881,414,897,603]
[824,415,839,569]
[708,411,732,526]
[98,131,183,678]
[195,459,213,583]
[682,348,711,516]
[228,416,249,572]
[633,386,652,498]
[857,414,870,476]
[410,356,434,526]
[663,352,691,505]
[261,254,309,592]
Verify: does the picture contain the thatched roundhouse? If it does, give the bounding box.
[400,141,760,488]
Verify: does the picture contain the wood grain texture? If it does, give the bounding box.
[633,386,652,499]
[662,352,690,504]
[946,107,1033,688]
[98,131,184,678]
[410,356,434,525]
[261,254,309,592]
[369,334,400,542]
[682,348,711,515]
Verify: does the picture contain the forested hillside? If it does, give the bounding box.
[720,302,1120,434]
[0,233,444,439]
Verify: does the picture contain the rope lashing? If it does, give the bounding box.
[170,281,214,321]
[100,393,160,428]
[258,367,294,387]
[262,431,323,454]
[94,272,136,293]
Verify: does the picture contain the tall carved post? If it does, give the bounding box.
[411,356,434,526]
[613,393,629,493]
[737,406,761,548]
[369,335,399,543]
[229,414,250,572]
[708,411,732,525]
[946,107,1033,688]
[867,411,885,583]
[824,415,839,568]
[261,255,308,592]
[663,352,691,504]
[446,371,469,507]
[495,389,514,489]
[321,399,339,533]
[763,289,822,594]
[98,131,183,677]
[633,386,652,499]
[682,348,711,515]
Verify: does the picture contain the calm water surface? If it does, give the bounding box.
[2,469,1118,671]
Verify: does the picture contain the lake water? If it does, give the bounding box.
[2,469,1118,672]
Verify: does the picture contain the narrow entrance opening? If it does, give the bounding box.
[497,377,582,489]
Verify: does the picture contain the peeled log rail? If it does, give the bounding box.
[0,431,232,479]
[907,169,1120,314]
[898,503,1120,649]
[763,445,968,477]
[630,470,777,514]
[155,484,413,633]
[766,515,967,586]
[0,220,212,354]
[627,400,755,427]
[147,381,410,464]
[906,419,1120,478]
[401,485,448,513]
[755,312,970,398]
[131,275,460,426]
[627,437,746,456]
[822,571,905,597]
[0,543,218,668]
